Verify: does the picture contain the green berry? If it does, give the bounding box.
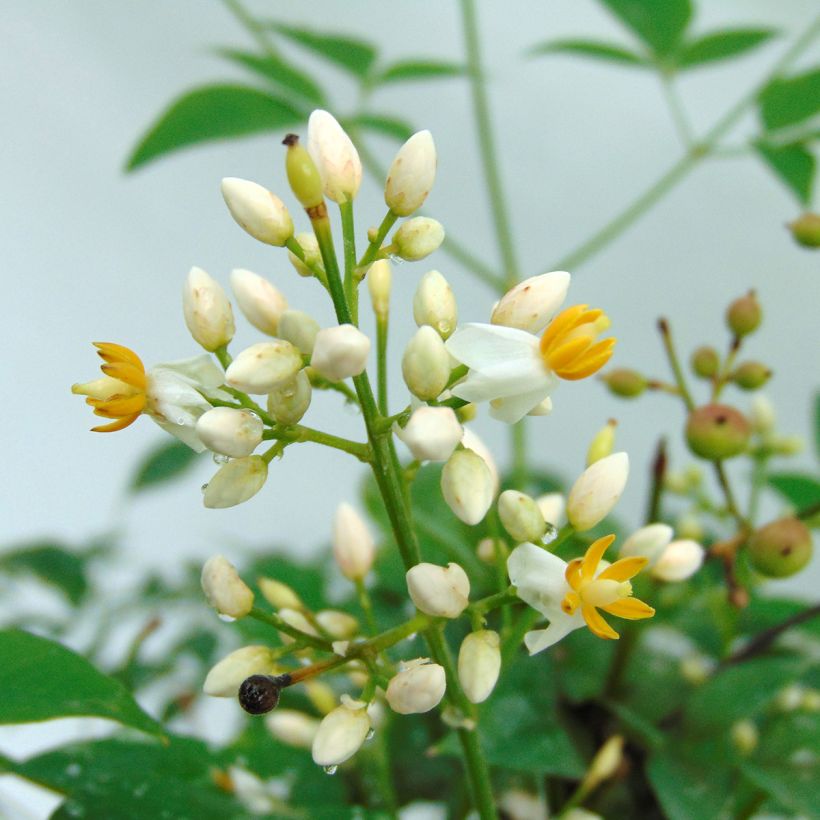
[685,404,750,460]
[601,368,646,398]
[726,291,761,337]
[788,213,820,249]
[732,361,771,390]
[747,517,812,578]
[691,346,719,379]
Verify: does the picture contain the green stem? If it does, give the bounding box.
[714,460,747,530]
[340,200,359,323]
[357,210,398,270]
[263,424,371,462]
[659,72,693,149]
[511,421,528,489]
[468,587,518,619]
[657,318,695,411]
[376,316,389,415]
[221,0,278,58]
[747,452,768,525]
[249,607,331,652]
[355,577,378,635]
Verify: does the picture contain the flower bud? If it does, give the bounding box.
[311,695,371,767]
[287,231,323,278]
[201,555,254,618]
[770,434,804,455]
[691,346,720,379]
[258,577,303,610]
[527,397,554,416]
[229,269,288,336]
[278,608,318,643]
[311,325,370,381]
[267,369,312,426]
[476,537,503,563]
[196,407,263,458]
[441,448,494,525]
[619,523,673,563]
[226,341,303,394]
[731,361,772,391]
[386,659,446,714]
[316,610,359,639]
[220,178,294,246]
[651,539,704,582]
[461,428,500,494]
[747,517,812,578]
[367,259,392,320]
[583,736,624,791]
[775,683,805,712]
[395,406,462,462]
[685,404,750,460]
[182,266,235,352]
[458,630,501,704]
[402,326,451,400]
[491,271,571,334]
[730,720,758,755]
[203,456,268,509]
[307,110,362,204]
[498,490,547,543]
[278,309,320,355]
[304,680,337,715]
[412,270,458,340]
[392,217,445,261]
[283,134,324,210]
[726,291,762,337]
[788,212,820,248]
[680,654,713,685]
[332,502,376,581]
[385,130,437,216]
[203,646,278,697]
[600,368,647,398]
[567,452,629,531]
[499,790,550,820]
[536,493,565,527]
[586,419,617,466]
[266,709,320,749]
[750,395,776,434]
[406,562,469,617]
[802,690,820,711]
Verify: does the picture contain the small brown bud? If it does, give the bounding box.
[691,346,719,379]
[726,291,761,337]
[685,404,750,460]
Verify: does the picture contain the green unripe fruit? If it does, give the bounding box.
[691,346,720,379]
[747,517,812,578]
[726,291,761,337]
[732,361,772,390]
[283,134,324,210]
[685,403,750,460]
[601,368,646,398]
[788,213,820,248]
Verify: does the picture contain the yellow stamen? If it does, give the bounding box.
[540,305,616,380]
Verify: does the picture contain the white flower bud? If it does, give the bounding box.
[307,109,362,204]
[461,428,500,495]
[476,537,502,563]
[458,630,501,704]
[566,452,629,531]
[498,490,547,543]
[305,680,338,715]
[266,709,320,749]
[226,341,303,394]
[583,736,624,791]
[441,448,494,525]
[311,694,371,766]
[395,406,462,462]
[195,407,263,458]
[675,512,704,541]
[406,562,469,617]
[730,720,758,755]
[267,370,312,426]
[201,555,254,618]
[586,419,617,466]
[277,608,318,644]
[402,326,450,400]
[651,539,704,582]
[229,269,288,336]
[393,217,445,261]
[316,610,359,639]
[491,271,571,333]
[278,309,320,355]
[182,266,235,352]
[332,502,376,580]
[203,645,278,696]
[413,270,458,339]
[750,394,776,434]
[221,177,294,246]
[536,493,565,527]
[203,456,268,509]
[679,654,713,685]
[367,259,392,320]
[775,683,805,712]
[619,523,673,563]
[385,130,437,216]
[288,232,322,278]
[499,790,549,820]
[258,577,303,610]
[386,659,446,714]
[311,325,370,381]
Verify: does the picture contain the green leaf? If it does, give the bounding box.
[270,24,377,78]
[0,630,162,736]
[597,0,692,58]
[740,596,820,639]
[767,471,820,509]
[346,113,415,142]
[375,59,466,84]
[759,67,820,131]
[126,84,302,170]
[130,438,201,491]
[755,141,815,205]
[527,38,648,67]
[0,541,89,604]
[678,28,777,69]
[218,48,326,105]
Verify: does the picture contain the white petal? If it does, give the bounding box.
[507,543,569,617]
[153,355,225,391]
[445,323,539,370]
[452,356,550,404]
[152,417,207,452]
[523,615,583,654]
[489,384,554,424]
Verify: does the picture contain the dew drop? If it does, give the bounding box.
[66,763,81,778]
[212,453,230,464]
[176,417,186,425]
[323,765,338,775]
[365,728,375,741]
[218,613,236,623]
[201,483,209,493]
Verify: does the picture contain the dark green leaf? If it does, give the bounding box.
[218,48,326,105]
[130,439,201,491]
[270,24,377,78]
[528,38,648,67]
[375,59,466,84]
[767,471,820,509]
[346,113,415,142]
[678,28,777,69]
[755,141,815,205]
[597,0,692,57]
[759,67,820,131]
[126,84,302,170]
[0,541,88,604]
[740,596,820,639]
[0,630,162,736]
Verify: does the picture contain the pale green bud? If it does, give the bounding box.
[386,659,446,714]
[284,134,324,210]
[367,259,392,320]
[182,266,235,352]
[583,736,624,791]
[288,231,323,278]
[258,577,303,610]
[221,177,293,246]
[311,324,370,381]
[384,130,437,216]
[567,452,629,531]
[675,512,705,541]
[278,309,320,355]
[201,555,254,618]
[312,695,371,766]
[401,325,450,400]
[316,610,359,639]
[730,720,758,755]
[332,502,376,580]
[458,630,501,704]
[304,680,337,715]
[413,270,458,338]
[226,341,303,394]
[307,110,362,204]
[203,645,278,697]
[229,268,288,336]
[267,370,312,426]
[586,419,617,466]
[195,407,263,458]
[441,448,494,525]
[203,456,268,509]
[392,217,445,261]
[406,562,470,617]
[498,490,547,543]
[266,709,320,749]
[750,395,776,434]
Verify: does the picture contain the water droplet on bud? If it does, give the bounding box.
[365,728,375,741]
[323,765,338,775]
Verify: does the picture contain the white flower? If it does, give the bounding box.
[395,406,462,462]
[307,110,362,204]
[311,695,371,767]
[491,271,570,333]
[386,659,446,714]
